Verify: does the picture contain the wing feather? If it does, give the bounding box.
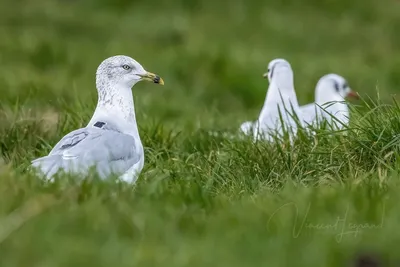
[32,127,140,179]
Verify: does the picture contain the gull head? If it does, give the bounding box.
[315,74,358,102]
[263,58,292,82]
[96,55,164,91]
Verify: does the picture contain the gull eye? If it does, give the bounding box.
[122,64,131,70]
[333,80,340,92]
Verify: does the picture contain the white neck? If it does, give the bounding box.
[259,72,298,121]
[315,87,349,125]
[88,83,140,139]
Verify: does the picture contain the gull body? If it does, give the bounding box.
[31,55,164,183]
[300,74,358,130]
[252,59,304,141]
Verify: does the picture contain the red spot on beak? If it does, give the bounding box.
[347,90,360,100]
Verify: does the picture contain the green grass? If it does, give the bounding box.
[1,0,400,266]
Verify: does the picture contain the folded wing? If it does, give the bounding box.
[31,127,139,179]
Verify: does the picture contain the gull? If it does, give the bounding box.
[31,55,164,183]
[300,74,358,130]
[245,58,304,142]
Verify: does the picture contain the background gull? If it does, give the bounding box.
[239,73,358,136]
[251,58,304,142]
[300,74,358,130]
[31,55,164,183]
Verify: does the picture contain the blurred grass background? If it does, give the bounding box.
[1,0,400,125]
[1,0,400,266]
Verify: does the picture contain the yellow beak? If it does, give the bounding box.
[139,71,164,85]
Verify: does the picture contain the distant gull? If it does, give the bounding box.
[243,58,304,142]
[300,74,358,130]
[31,55,164,183]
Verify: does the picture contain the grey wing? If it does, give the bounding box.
[64,129,140,176]
[48,128,93,156]
[32,128,140,179]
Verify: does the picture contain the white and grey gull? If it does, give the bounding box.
[31,55,164,183]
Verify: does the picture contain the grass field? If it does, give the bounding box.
[1,0,400,266]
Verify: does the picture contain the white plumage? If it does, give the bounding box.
[300,74,358,130]
[250,59,304,142]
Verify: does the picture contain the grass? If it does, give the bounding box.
[1,0,400,266]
